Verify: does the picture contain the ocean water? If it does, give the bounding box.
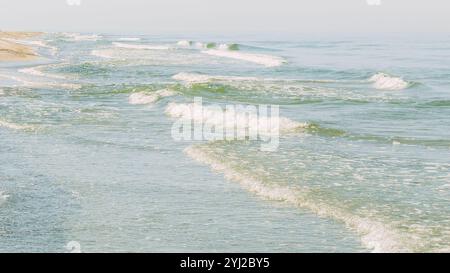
[0,32,449,252]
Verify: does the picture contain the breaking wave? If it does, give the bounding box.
[185,145,413,253]
[112,42,170,50]
[0,119,36,131]
[0,73,81,90]
[19,64,67,80]
[172,72,258,84]
[177,40,239,51]
[60,32,102,41]
[202,49,286,67]
[0,191,9,206]
[128,89,177,105]
[118,37,141,41]
[369,73,410,90]
[165,102,308,135]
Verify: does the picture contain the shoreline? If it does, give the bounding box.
[0,31,42,61]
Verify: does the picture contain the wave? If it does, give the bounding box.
[129,89,177,105]
[112,42,170,50]
[60,32,102,41]
[177,40,193,47]
[185,144,412,253]
[19,65,67,80]
[0,191,9,206]
[218,43,240,51]
[91,49,115,59]
[0,73,81,90]
[4,38,58,56]
[202,49,286,67]
[118,37,141,41]
[177,40,240,51]
[172,72,258,84]
[0,119,36,131]
[165,102,308,135]
[369,73,410,90]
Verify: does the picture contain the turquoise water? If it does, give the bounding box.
[0,33,449,252]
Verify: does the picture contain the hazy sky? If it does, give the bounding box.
[1,0,449,35]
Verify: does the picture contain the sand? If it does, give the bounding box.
[0,31,43,61]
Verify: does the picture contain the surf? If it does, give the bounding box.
[202,49,286,67]
[129,89,177,105]
[165,101,308,137]
[0,191,10,206]
[112,42,170,50]
[184,144,414,253]
[369,73,410,90]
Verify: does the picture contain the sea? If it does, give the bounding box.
[0,32,449,252]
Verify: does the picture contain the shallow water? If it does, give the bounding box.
[0,32,449,252]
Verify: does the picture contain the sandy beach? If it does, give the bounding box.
[0,31,42,61]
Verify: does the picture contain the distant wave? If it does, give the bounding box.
[112,42,170,50]
[118,37,141,41]
[7,39,59,56]
[185,144,412,253]
[0,73,81,90]
[60,32,102,41]
[0,119,36,131]
[369,73,410,90]
[176,40,286,66]
[172,72,258,84]
[0,191,9,206]
[177,40,239,51]
[202,49,286,67]
[91,49,115,59]
[19,64,67,80]
[129,89,177,105]
[172,72,353,85]
[165,102,308,135]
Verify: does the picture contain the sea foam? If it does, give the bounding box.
[172,72,258,84]
[113,42,169,50]
[129,89,176,105]
[61,32,102,41]
[118,37,141,41]
[165,102,307,135]
[185,145,413,253]
[0,73,80,90]
[0,119,35,131]
[0,191,9,206]
[19,65,67,80]
[202,49,286,67]
[369,73,409,90]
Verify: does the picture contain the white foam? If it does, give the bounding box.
[129,89,176,105]
[19,65,66,80]
[0,191,9,206]
[61,32,102,41]
[0,119,35,131]
[217,43,239,51]
[165,102,307,135]
[91,49,115,59]
[177,40,193,47]
[118,37,141,41]
[172,72,258,84]
[202,49,286,67]
[177,40,238,51]
[369,73,409,90]
[112,42,169,50]
[185,145,412,253]
[4,38,58,55]
[0,73,80,90]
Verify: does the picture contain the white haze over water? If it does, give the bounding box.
[1,0,450,35]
